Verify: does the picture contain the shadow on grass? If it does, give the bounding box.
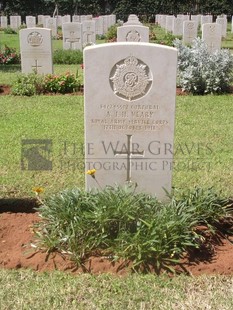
[0,198,39,213]
[0,64,21,72]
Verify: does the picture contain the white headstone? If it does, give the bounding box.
[62,15,71,24]
[159,15,167,28]
[202,23,222,53]
[56,15,62,27]
[10,15,21,30]
[93,16,104,36]
[82,20,96,46]
[201,15,210,25]
[84,42,177,200]
[72,15,81,23]
[0,16,8,28]
[42,15,50,28]
[124,14,141,26]
[117,25,149,42]
[172,17,183,36]
[191,15,200,25]
[165,16,174,33]
[102,15,109,34]
[183,21,198,45]
[26,16,36,28]
[216,17,227,38]
[46,17,57,36]
[62,22,82,50]
[19,28,53,74]
[37,15,44,25]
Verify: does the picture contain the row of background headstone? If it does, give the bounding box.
[0,14,116,36]
[155,14,232,53]
[117,14,230,54]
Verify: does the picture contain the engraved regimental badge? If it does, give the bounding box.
[27,31,43,47]
[110,56,152,101]
[126,30,141,42]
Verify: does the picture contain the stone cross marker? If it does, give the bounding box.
[84,43,177,200]
[62,22,82,50]
[19,28,53,74]
[82,20,96,46]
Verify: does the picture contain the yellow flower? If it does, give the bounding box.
[32,187,44,194]
[86,169,96,178]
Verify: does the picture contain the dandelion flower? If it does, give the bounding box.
[32,187,44,194]
[86,169,96,178]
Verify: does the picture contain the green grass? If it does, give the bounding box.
[0,95,84,197]
[173,95,233,196]
[1,93,232,198]
[0,269,232,310]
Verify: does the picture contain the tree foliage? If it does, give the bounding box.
[0,0,232,19]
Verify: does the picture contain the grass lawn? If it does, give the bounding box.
[0,269,232,310]
[1,90,232,198]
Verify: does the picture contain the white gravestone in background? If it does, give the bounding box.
[19,28,53,74]
[72,15,80,23]
[183,21,198,45]
[10,16,21,30]
[0,16,7,28]
[46,17,57,36]
[202,23,222,53]
[62,22,82,50]
[117,14,149,42]
[62,15,71,24]
[165,16,174,33]
[42,15,50,28]
[26,16,36,28]
[216,17,227,38]
[84,43,177,200]
[82,20,96,46]
[172,18,183,36]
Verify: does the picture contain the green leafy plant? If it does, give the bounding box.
[43,72,81,94]
[174,38,233,95]
[53,49,83,64]
[34,185,232,273]
[11,72,81,96]
[155,32,179,46]
[3,27,17,34]
[105,24,117,42]
[11,73,44,96]
[0,45,20,65]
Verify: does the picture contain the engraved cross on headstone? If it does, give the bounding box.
[209,42,215,52]
[31,59,42,74]
[84,25,93,43]
[113,134,144,182]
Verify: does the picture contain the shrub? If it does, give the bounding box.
[11,73,44,96]
[174,38,233,95]
[53,49,83,64]
[11,72,81,96]
[43,73,80,94]
[3,27,17,34]
[105,24,117,42]
[34,185,232,272]
[0,45,20,65]
[155,32,179,46]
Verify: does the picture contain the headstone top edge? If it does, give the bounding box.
[84,42,178,52]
